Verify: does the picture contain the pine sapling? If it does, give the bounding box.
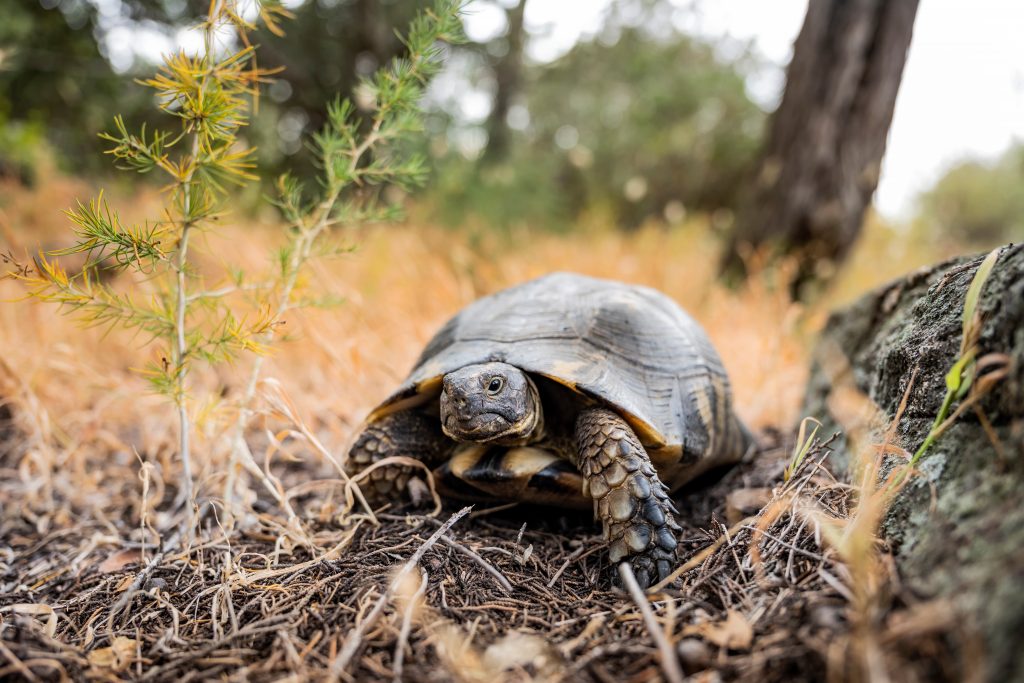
[16,0,289,508]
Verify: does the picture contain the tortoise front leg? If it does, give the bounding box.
[575,408,681,588]
[347,410,451,500]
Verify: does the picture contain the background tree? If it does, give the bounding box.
[479,0,527,165]
[720,0,919,293]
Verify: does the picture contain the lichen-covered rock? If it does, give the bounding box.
[804,243,1024,682]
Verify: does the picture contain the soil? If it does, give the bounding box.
[0,429,968,682]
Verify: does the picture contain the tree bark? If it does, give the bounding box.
[481,0,527,165]
[721,0,919,294]
[804,243,1024,682]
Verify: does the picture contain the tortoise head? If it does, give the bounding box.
[440,362,542,445]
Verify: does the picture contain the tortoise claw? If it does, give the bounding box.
[656,558,673,583]
[621,545,676,590]
[634,566,652,590]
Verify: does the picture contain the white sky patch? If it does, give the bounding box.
[462,1,509,43]
[523,1,610,63]
[462,0,612,63]
[878,0,1024,218]
[672,0,807,108]
[175,24,206,57]
[459,89,494,123]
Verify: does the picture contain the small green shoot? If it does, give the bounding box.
[908,247,1008,469]
[784,416,822,481]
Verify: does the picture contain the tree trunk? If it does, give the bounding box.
[481,0,527,165]
[721,0,918,294]
[803,243,1024,682]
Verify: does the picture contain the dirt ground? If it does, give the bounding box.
[0,424,971,683]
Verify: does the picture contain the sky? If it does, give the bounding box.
[466,0,1024,219]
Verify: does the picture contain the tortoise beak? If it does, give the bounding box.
[445,412,512,440]
[441,386,515,441]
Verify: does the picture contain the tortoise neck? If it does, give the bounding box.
[524,374,545,444]
[492,374,545,446]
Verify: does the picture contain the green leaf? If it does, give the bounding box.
[785,416,821,481]
[945,344,980,397]
[945,356,967,393]
[962,248,1000,332]
[956,363,976,400]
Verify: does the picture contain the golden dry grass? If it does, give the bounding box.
[0,174,816,513]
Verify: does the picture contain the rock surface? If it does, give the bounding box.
[804,243,1023,682]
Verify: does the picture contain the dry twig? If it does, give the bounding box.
[618,562,684,683]
[438,535,513,593]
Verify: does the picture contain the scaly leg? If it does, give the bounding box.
[347,410,450,500]
[575,407,681,588]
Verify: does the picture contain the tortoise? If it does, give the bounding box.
[346,272,754,587]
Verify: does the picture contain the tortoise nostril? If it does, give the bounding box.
[443,382,468,411]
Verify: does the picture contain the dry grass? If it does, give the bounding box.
[0,176,808,514]
[0,176,969,681]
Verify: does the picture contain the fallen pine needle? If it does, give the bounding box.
[649,515,758,592]
[329,506,473,680]
[392,568,428,683]
[439,534,513,593]
[105,521,186,632]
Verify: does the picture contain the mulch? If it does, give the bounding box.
[0,430,967,682]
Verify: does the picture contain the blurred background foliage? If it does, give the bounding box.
[1,0,143,180]
[0,0,766,227]
[0,0,1015,251]
[430,24,764,230]
[915,143,1024,248]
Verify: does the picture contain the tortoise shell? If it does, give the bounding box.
[367,272,748,495]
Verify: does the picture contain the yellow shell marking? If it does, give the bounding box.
[692,382,715,454]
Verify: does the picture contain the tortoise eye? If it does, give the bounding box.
[486,377,504,395]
